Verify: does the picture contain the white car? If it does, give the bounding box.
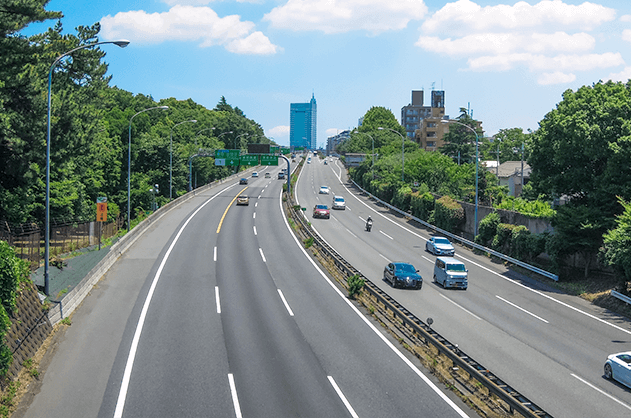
[426,236,455,256]
[252,172,259,177]
[605,351,631,388]
[332,196,345,210]
[319,186,330,194]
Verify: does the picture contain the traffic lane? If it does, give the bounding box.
[106,188,240,418]
[217,200,351,417]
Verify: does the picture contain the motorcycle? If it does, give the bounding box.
[365,219,373,232]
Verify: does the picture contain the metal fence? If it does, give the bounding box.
[1,217,123,270]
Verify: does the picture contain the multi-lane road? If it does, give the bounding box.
[298,154,631,418]
[20,162,474,417]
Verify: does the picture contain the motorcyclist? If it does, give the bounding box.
[366,216,373,231]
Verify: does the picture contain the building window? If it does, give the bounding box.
[427,141,436,147]
[427,122,436,128]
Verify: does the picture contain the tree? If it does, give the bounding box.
[481,128,530,164]
[529,80,631,217]
[601,197,631,286]
[438,108,482,164]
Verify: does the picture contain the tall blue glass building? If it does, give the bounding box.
[290,94,317,149]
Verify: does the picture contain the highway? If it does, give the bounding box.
[20,162,473,417]
[297,153,631,418]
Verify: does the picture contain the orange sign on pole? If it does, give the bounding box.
[96,197,107,222]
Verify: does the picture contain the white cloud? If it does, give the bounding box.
[537,71,576,85]
[623,29,631,43]
[263,0,428,34]
[416,0,621,79]
[621,15,631,23]
[267,125,290,138]
[607,67,631,82]
[101,5,279,55]
[421,0,616,35]
[162,0,215,5]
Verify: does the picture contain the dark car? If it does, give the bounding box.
[312,204,330,219]
[383,262,423,289]
[239,178,248,185]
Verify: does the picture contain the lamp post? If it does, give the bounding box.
[217,131,233,147]
[45,39,129,296]
[170,119,197,199]
[377,127,405,182]
[195,127,215,149]
[233,132,249,150]
[442,119,480,237]
[352,130,375,179]
[128,106,169,232]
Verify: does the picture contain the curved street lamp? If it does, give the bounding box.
[128,105,169,232]
[233,132,249,150]
[442,119,480,237]
[170,119,197,199]
[378,127,405,182]
[45,39,129,296]
[195,127,215,149]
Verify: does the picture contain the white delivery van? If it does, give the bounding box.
[433,257,468,290]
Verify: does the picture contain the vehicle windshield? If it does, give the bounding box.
[334,197,344,202]
[395,264,416,274]
[446,263,466,272]
[316,205,328,209]
[618,354,631,364]
[435,238,450,245]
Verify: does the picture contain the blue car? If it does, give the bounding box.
[383,262,423,289]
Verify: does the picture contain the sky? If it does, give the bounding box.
[21,0,631,147]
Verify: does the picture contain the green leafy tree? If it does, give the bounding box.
[481,127,530,164]
[601,198,631,286]
[438,108,482,164]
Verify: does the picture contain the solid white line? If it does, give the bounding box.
[439,294,482,320]
[280,194,471,418]
[259,248,266,263]
[214,246,217,262]
[113,190,223,418]
[277,289,294,316]
[228,374,243,418]
[571,373,631,411]
[379,230,393,240]
[253,226,257,235]
[328,376,360,418]
[216,286,221,314]
[496,295,549,323]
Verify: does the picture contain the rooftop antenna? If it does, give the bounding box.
[431,82,435,91]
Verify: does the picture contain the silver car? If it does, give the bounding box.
[332,196,345,210]
[604,351,631,388]
[426,236,455,256]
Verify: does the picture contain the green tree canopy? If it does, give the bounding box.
[439,108,483,164]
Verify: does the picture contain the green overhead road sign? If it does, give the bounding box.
[270,146,279,154]
[260,154,278,166]
[240,154,259,166]
[215,149,240,166]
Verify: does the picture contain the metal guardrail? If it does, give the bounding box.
[350,180,559,282]
[287,196,553,418]
[611,290,631,306]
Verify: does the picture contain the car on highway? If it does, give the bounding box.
[252,172,258,177]
[324,160,328,165]
[383,262,423,289]
[332,196,346,210]
[239,178,248,185]
[278,171,285,179]
[236,195,249,206]
[433,257,468,290]
[319,186,330,194]
[604,351,631,388]
[312,204,330,219]
[265,172,271,178]
[426,236,455,256]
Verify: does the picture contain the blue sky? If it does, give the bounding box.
[22,0,631,147]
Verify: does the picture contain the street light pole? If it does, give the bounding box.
[233,132,249,150]
[128,106,169,232]
[442,119,480,237]
[378,127,405,182]
[170,119,197,200]
[195,127,215,149]
[45,39,129,296]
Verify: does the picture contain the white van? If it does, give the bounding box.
[433,257,468,290]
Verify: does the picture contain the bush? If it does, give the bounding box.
[410,187,434,221]
[392,185,412,213]
[476,212,500,246]
[433,195,464,233]
[347,274,365,299]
